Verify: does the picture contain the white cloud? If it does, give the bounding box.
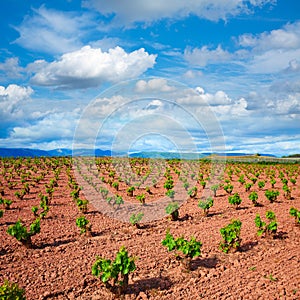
[223,134,300,156]
[184,45,232,67]
[30,46,157,89]
[0,84,33,119]
[238,21,300,73]
[270,79,300,94]
[0,58,23,79]
[90,37,123,51]
[239,22,300,51]
[83,0,275,25]
[183,70,203,79]
[195,87,205,94]
[247,48,300,74]
[212,97,248,117]
[11,111,77,140]
[275,93,300,115]
[145,99,163,110]
[71,80,225,152]
[184,21,300,74]
[178,87,233,106]
[241,86,300,119]
[135,78,176,93]
[284,59,300,73]
[13,5,94,54]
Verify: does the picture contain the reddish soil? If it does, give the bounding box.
[0,157,300,299]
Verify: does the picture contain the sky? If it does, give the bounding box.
[0,0,300,156]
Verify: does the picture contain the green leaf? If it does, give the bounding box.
[29,218,41,235]
[165,202,179,215]
[7,220,30,242]
[92,246,135,291]
[0,280,26,299]
[162,231,202,259]
[162,231,176,251]
[219,219,242,253]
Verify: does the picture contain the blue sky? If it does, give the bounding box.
[0,0,300,156]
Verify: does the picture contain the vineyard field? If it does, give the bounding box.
[0,156,299,299]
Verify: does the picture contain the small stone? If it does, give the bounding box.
[80,279,87,288]
[190,277,200,284]
[233,259,240,267]
[43,291,51,298]
[219,265,226,271]
[138,291,148,300]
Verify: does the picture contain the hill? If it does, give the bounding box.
[0,148,277,159]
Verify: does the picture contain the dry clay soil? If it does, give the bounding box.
[1,160,300,300]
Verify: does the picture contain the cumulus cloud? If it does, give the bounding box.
[246,49,300,74]
[10,111,79,141]
[195,88,233,107]
[238,21,300,73]
[239,22,300,51]
[0,58,24,79]
[274,94,300,115]
[212,97,248,117]
[145,99,163,110]
[13,5,94,54]
[178,87,233,106]
[241,84,300,120]
[284,59,300,73]
[0,108,82,149]
[135,78,176,93]
[184,21,300,74]
[83,0,275,25]
[30,46,157,89]
[0,82,296,156]
[0,84,33,119]
[270,80,300,94]
[183,70,203,79]
[90,37,123,51]
[184,45,232,67]
[71,79,225,152]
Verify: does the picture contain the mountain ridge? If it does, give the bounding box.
[0,147,277,158]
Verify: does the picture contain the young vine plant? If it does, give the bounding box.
[162,230,202,270]
[92,246,136,295]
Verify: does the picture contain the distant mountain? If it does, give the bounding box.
[0,148,118,158]
[201,152,277,157]
[0,148,50,158]
[46,148,73,156]
[129,151,277,159]
[282,154,300,158]
[129,151,205,159]
[0,148,277,159]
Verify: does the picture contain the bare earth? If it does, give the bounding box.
[0,158,299,300]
